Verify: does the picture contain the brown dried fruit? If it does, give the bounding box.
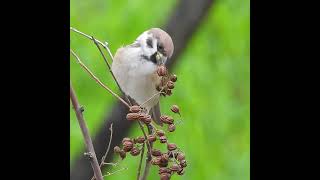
[151,157,161,165]
[134,136,145,144]
[170,105,180,114]
[177,168,185,175]
[130,147,140,156]
[180,159,187,168]
[156,130,165,136]
[167,143,177,151]
[170,163,182,172]
[160,115,174,124]
[167,81,175,89]
[176,152,185,161]
[159,167,172,174]
[122,137,132,144]
[157,65,167,76]
[129,105,141,113]
[123,141,133,152]
[161,153,169,162]
[166,89,172,96]
[147,135,157,142]
[159,161,169,167]
[126,113,140,121]
[151,149,162,156]
[143,114,152,124]
[170,74,177,82]
[160,172,171,180]
[168,124,176,132]
[113,146,121,153]
[119,150,126,159]
[159,136,167,143]
[156,85,162,92]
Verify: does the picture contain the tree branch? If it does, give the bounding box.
[70,82,104,180]
[70,49,130,108]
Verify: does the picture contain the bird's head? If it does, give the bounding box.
[135,28,174,66]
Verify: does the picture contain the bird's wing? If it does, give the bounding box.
[150,102,163,126]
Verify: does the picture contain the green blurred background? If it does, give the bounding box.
[70,0,250,179]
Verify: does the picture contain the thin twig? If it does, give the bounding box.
[70,49,130,108]
[71,27,107,49]
[70,27,115,62]
[70,82,104,180]
[140,125,153,180]
[91,37,132,106]
[91,123,114,180]
[136,143,145,180]
[103,167,129,177]
[139,89,164,107]
[137,121,152,154]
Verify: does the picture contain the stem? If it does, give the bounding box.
[136,143,145,180]
[91,37,132,106]
[70,83,104,180]
[70,49,130,108]
[91,123,114,180]
[140,125,153,180]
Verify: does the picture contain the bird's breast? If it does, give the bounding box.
[112,47,161,108]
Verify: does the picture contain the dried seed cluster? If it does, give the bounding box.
[117,67,186,179]
[156,66,178,97]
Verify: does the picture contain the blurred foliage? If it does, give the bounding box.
[70,0,249,179]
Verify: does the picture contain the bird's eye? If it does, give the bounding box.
[146,38,153,48]
[158,44,164,50]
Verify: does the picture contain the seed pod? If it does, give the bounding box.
[166,89,172,96]
[160,115,169,124]
[123,141,133,152]
[160,172,171,180]
[129,105,141,113]
[119,150,126,159]
[170,74,177,82]
[122,137,132,144]
[161,153,169,162]
[177,168,185,175]
[160,115,174,124]
[159,136,167,143]
[151,157,161,165]
[180,159,187,168]
[170,163,182,172]
[130,147,140,156]
[167,143,177,151]
[166,116,174,124]
[147,135,157,142]
[168,124,176,132]
[157,65,167,76]
[176,152,185,161]
[139,113,148,121]
[134,136,145,144]
[156,130,165,136]
[170,105,180,114]
[151,149,162,156]
[156,85,162,92]
[126,113,140,121]
[113,146,121,153]
[159,160,169,167]
[167,81,175,89]
[143,114,152,124]
[159,167,172,174]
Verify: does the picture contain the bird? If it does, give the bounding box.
[111,28,174,126]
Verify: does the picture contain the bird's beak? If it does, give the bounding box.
[155,52,165,65]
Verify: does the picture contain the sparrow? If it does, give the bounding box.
[111,28,174,125]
